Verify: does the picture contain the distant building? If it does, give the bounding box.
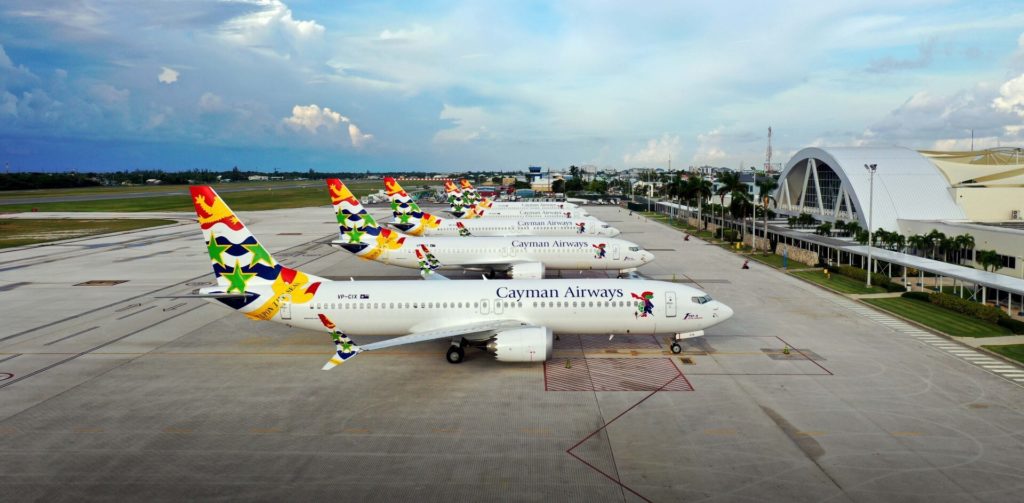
[248,175,269,181]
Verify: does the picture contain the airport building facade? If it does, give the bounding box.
[772,146,1024,279]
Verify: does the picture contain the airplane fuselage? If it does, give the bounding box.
[259,278,731,339]
[394,217,618,237]
[335,235,653,272]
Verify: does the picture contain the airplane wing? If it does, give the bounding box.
[360,319,529,351]
[456,259,535,270]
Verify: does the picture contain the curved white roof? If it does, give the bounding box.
[776,147,966,231]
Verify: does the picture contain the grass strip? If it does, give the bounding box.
[0,218,177,248]
[792,270,886,295]
[981,344,1024,365]
[0,184,379,213]
[863,297,1011,337]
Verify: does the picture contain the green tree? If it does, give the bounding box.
[552,179,565,193]
[756,176,779,251]
[715,171,743,230]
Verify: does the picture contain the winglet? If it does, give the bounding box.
[318,314,362,370]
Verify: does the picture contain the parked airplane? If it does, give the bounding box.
[383,177,618,237]
[328,179,652,278]
[187,185,733,366]
[456,178,577,209]
[444,180,589,219]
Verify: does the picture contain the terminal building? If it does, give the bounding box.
[773,146,1024,279]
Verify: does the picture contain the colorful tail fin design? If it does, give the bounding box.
[443,179,488,219]
[190,186,322,320]
[459,178,493,211]
[455,221,472,237]
[383,177,443,235]
[318,314,361,369]
[327,178,406,260]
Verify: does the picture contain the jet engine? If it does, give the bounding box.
[485,327,553,362]
[508,262,545,279]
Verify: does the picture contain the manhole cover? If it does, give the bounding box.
[74,280,128,287]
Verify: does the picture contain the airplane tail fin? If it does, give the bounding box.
[326,178,407,259]
[415,244,443,278]
[383,177,444,235]
[444,179,470,218]
[455,221,472,237]
[189,186,323,320]
[459,178,492,211]
[318,314,362,370]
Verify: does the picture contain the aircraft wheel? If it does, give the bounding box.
[670,342,682,354]
[446,346,465,364]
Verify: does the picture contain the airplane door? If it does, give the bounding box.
[612,245,620,260]
[494,298,504,315]
[280,294,292,320]
[502,246,509,257]
[479,299,490,314]
[665,291,676,317]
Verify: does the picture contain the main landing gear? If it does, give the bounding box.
[670,342,682,354]
[446,337,467,364]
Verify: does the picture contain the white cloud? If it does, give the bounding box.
[219,0,324,58]
[281,104,372,148]
[198,92,225,113]
[433,104,493,143]
[691,129,729,165]
[89,83,129,104]
[158,66,179,84]
[992,73,1024,117]
[622,134,681,167]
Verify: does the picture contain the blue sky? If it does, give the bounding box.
[2,0,1024,172]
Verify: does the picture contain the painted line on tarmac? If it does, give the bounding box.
[0,304,205,389]
[43,326,99,346]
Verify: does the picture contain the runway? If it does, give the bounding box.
[2,205,1024,501]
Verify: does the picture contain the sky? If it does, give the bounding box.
[1,0,1024,173]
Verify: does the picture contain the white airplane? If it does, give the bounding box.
[186,185,734,366]
[383,177,619,237]
[328,179,654,278]
[456,178,578,209]
[444,180,589,219]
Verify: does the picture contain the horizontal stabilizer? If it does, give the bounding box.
[155,293,255,299]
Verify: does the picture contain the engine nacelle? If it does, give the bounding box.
[509,262,545,279]
[485,327,553,362]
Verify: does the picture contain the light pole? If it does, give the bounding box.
[864,163,877,287]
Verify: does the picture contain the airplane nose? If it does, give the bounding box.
[642,251,655,262]
[716,302,734,321]
[610,228,621,236]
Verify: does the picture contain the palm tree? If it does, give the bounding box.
[976,249,1004,272]
[845,221,862,240]
[688,176,713,230]
[715,171,743,236]
[907,234,926,256]
[925,229,946,260]
[953,233,975,264]
[756,176,779,251]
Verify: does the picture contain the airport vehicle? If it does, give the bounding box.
[329,179,653,278]
[383,177,618,237]
[187,185,733,367]
[444,180,589,219]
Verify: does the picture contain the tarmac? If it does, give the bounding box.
[1,204,1024,501]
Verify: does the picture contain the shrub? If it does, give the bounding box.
[997,317,1024,334]
[884,282,907,293]
[831,265,892,288]
[928,292,1004,323]
[902,291,931,302]
[722,229,739,242]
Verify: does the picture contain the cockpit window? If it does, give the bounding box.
[601,224,610,228]
[691,295,713,304]
[629,246,640,252]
